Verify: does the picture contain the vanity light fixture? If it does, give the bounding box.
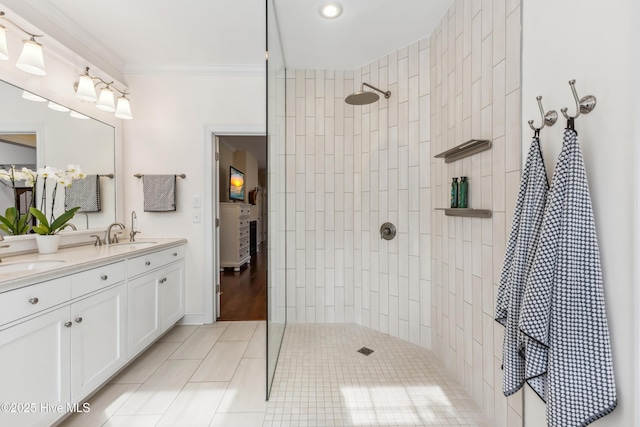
[22,90,46,102]
[70,110,90,120]
[0,11,46,75]
[74,67,133,119]
[320,3,343,19]
[48,101,70,112]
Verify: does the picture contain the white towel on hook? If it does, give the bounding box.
[495,136,549,396]
[519,128,616,426]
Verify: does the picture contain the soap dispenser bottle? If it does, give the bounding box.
[450,178,458,208]
[458,177,468,208]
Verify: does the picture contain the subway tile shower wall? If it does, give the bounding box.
[430,1,522,426]
[286,40,432,342]
[285,1,522,425]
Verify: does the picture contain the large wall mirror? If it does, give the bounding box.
[0,79,116,233]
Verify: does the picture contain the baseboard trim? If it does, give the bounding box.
[178,313,206,325]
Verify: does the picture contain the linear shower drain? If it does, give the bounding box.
[357,346,374,356]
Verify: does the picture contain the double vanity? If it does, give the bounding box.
[0,238,186,427]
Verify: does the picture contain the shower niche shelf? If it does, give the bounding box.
[435,208,492,218]
[434,139,491,163]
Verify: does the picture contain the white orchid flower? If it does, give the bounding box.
[57,176,73,187]
[38,166,57,178]
[0,169,10,181]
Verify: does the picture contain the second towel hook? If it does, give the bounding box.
[528,96,558,133]
[561,79,596,120]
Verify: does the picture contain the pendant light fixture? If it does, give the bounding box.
[74,67,133,119]
[0,11,46,76]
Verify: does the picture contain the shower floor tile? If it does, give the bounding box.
[266,323,489,426]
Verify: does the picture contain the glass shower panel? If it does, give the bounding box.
[266,0,287,398]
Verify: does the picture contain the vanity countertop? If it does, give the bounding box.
[0,238,187,293]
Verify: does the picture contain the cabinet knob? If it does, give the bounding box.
[101,275,108,280]
[75,317,83,323]
[159,277,167,284]
[28,297,39,305]
[145,261,151,266]
[173,252,178,256]
[64,321,72,328]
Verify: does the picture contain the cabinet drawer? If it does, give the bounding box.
[240,206,250,217]
[239,247,250,260]
[71,261,125,298]
[0,276,72,326]
[127,246,185,278]
[239,236,250,250]
[239,227,250,239]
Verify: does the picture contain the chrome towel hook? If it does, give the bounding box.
[561,79,596,120]
[528,96,557,133]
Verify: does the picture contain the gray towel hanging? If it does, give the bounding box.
[143,175,176,212]
[495,137,549,396]
[519,128,616,426]
[64,174,101,212]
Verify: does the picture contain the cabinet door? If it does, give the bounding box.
[71,284,127,402]
[159,261,185,332]
[0,306,71,427]
[127,273,160,358]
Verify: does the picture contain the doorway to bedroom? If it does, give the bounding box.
[216,135,267,321]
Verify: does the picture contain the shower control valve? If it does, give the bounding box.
[380,222,397,241]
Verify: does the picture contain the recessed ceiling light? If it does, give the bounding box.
[320,3,342,19]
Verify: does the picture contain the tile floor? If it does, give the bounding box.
[59,322,488,427]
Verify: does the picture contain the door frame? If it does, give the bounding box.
[203,124,266,324]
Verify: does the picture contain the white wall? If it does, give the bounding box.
[521,1,636,426]
[121,72,265,322]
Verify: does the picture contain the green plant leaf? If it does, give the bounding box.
[49,206,80,233]
[0,207,28,235]
[29,207,51,234]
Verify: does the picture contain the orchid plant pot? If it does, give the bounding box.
[35,234,61,254]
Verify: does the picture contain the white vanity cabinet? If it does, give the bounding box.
[0,305,71,427]
[70,283,127,402]
[0,240,186,427]
[127,246,185,357]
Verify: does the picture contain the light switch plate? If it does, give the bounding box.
[192,212,201,223]
[193,195,201,208]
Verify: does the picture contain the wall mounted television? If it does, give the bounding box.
[229,166,245,202]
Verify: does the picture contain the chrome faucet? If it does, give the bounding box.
[105,222,125,245]
[130,211,140,242]
[0,235,9,263]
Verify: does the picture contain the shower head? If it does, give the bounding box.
[345,83,391,105]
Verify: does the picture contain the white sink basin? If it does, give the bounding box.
[0,260,66,273]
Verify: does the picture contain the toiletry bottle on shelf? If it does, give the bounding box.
[451,178,458,208]
[458,177,468,208]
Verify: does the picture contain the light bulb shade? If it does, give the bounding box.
[70,110,90,119]
[96,87,116,112]
[76,74,97,102]
[48,101,70,112]
[22,90,46,102]
[115,95,133,119]
[16,39,46,75]
[0,26,8,61]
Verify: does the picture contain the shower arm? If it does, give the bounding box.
[362,83,391,99]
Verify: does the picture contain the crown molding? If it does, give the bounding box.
[0,0,126,83]
[123,63,266,77]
